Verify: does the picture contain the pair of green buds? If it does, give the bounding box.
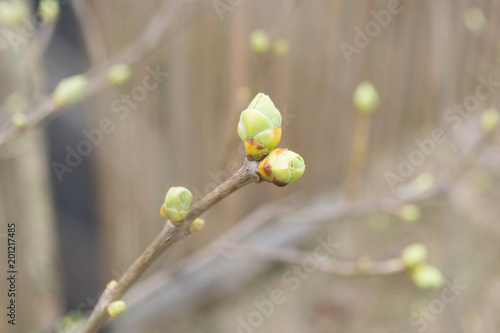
[237,93,305,186]
[401,243,445,289]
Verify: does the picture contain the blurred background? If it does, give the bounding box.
[1,0,500,332]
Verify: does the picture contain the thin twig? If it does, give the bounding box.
[81,159,261,333]
[123,195,299,309]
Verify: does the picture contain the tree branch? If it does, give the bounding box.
[81,158,261,333]
[225,245,405,277]
[0,0,187,148]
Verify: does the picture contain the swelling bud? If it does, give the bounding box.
[411,264,445,289]
[12,112,27,130]
[481,107,499,131]
[0,1,28,26]
[160,187,193,222]
[39,0,60,23]
[107,300,126,317]
[189,218,205,234]
[249,29,270,54]
[52,75,88,107]
[106,280,118,291]
[258,148,305,186]
[107,64,132,86]
[353,81,380,115]
[401,243,427,268]
[237,93,282,156]
[464,7,485,32]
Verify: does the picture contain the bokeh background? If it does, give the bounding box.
[1,0,500,332]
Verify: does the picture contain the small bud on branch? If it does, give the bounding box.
[238,93,282,157]
[410,264,445,289]
[258,148,305,186]
[107,64,132,86]
[249,29,270,54]
[52,75,88,107]
[12,112,27,130]
[481,107,499,131]
[0,1,28,26]
[39,0,60,24]
[106,300,126,317]
[353,81,380,115]
[189,218,205,234]
[106,280,118,291]
[160,187,193,223]
[401,243,427,269]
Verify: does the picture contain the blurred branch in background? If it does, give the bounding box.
[225,244,406,277]
[0,0,186,147]
[110,120,497,331]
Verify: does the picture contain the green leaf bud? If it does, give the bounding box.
[273,38,289,55]
[106,280,118,291]
[107,64,132,86]
[107,300,126,318]
[189,218,205,234]
[464,7,485,32]
[0,1,28,26]
[398,204,421,222]
[52,75,88,107]
[249,29,270,54]
[160,187,193,222]
[481,107,499,131]
[12,112,27,130]
[401,243,427,268]
[237,93,282,156]
[39,0,59,24]
[258,148,305,186]
[410,264,445,289]
[353,81,380,115]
